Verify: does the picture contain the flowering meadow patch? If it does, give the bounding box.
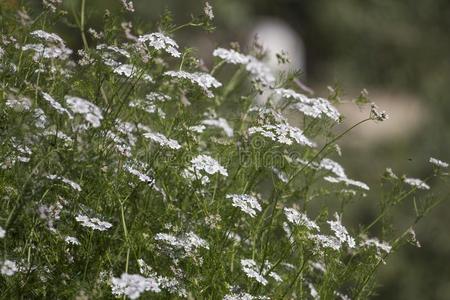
[0,1,448,299]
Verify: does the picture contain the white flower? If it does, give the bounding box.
[283,207,319,231]
[142,132,181,150]
[33,108,48,128]
[320,158,370,190]
[30,30,64,45]
[204,2,214,20]
[111,273,161,299]
[272,167,288,183]
[202,118,234,137]
[6,95,32,111]
[213,48,250,65]
[65,236,81,246]
[429,157,448,168]
[120,0,134,12]
[0,227,5,238]
[25,30,72,61]
[155,231,209,254]
[360,237,391,255]
[240,259,268,286]
[1,260,18,276]
[164,70,222,98]
[223,292,255,300]
[23,43,72,61]
[41,92,73,118]
[290,97,340,122]
[65,96,103,128]
[370,103,389,121]
[324,176,370,191]
[248,124,316,147]
[226,194,262,217]
[46,174,82,192]
[124,161,155,186]
[327,213,355,248]
[189,125,206,133]
[320,158,346,178]
[138,32,180,57]
[310,233,342,251]
[308,283,319,299]
[38,202,63,230]
[75,214,112,231]
[245,57,275,86]
[193,154,228,176]
[404,177,430,190]
[273,88,310,103]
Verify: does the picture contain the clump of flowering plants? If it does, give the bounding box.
[0,1,448,299]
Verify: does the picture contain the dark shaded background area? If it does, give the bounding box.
[19,0,450,298]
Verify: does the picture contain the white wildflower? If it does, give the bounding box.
[407,227,421,248]
[202,118,234,137]
[370,103,389,121]
[138,32,180,57]
[155,231,209,254]
[88,28,104,39]
[246,57,275,87]
[385,168,398,179]
[164,70,222,98]
[120,0,135,12]
[65,236,81,246]
[324,176,370,191]
[111,273,160,299]
[223,292,255,300]
[65,96,103,128]
[429,157,448,168]
[308,283,319,299]
[204,2,214,20]
[403,177,430,190]
[1,260,18,276]
[226,194,262,217]
[327,213,355,248]
[75,214,112,231]
[320,158,346,179]
[41,92,73,118]
[320,159,370,190]
[272,167,288,183]
[124,161,155,187]
[143,131,181,150]
[33,108,48,128]
[30,30,64,45]
[25,30,72,61]
[311,233,342,251]
[6,95,32,111]
[248,124,316,147]
[310,261,326,273]
[360,237,391,256]
[42,0,62,12]
[188,154,228,177]
[46,174,81,191]
[189,125,206,133]
[213,48,250,65]
[240,259,268,286]
[38,202,63,230]
[283,207,319,231]
[273,88,310,103]
[0,227,5,238]
[290,97,340,122]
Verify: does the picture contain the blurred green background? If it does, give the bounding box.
[19,0,450,298]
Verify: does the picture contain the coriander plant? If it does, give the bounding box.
[0,1,447,299]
